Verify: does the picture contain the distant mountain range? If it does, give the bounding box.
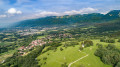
[14,10,120,28]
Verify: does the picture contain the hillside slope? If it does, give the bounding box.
[14,10,120,28]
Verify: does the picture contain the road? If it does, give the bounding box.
[68,54,89,67]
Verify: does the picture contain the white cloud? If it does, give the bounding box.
[0,15,7,18]
[16,11,22,14]
[25,8,98,19]
[7,8,16,14]
[64,7,98,15]
[7,8,22,14]
[35,11,60,17]
[35,8,98,17]
[101,11,109,14]
[39,11,59,15]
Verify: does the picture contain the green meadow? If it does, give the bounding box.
[37,35,46,39]
[36,39,120,67]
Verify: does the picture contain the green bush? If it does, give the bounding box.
[83,40,93,47]
[60,47,63,51]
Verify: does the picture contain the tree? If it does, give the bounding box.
[118,39,120,42]
[43,57,47,60]
[95,44,120,66]
[116,62,120,67]
[83,40,93,47]
[60,47,63,51]
[100,38,105,42]
[79,46,83,51]
[106,44,115,50]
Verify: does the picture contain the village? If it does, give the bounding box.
[18,37,52,56]
[17,33,72,56]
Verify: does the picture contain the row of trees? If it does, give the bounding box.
[64,41,79,47]
[100,38,115,43]
[42,42,62,53]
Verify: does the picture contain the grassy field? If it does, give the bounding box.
[36,39,119,67]
[37,35,47,39]
[37,45,86,67]
[71,40,111,67]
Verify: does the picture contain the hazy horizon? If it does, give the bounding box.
[0,0,120,23]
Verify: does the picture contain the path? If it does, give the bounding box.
[68,54,89,67]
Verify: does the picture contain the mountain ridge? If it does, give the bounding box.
[13,10,120,28]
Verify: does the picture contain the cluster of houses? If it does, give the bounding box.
[18,38,52,56]
[18,33,72,56]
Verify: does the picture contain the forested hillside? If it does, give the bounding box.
[14,10,120,28]
[95,18,120,32]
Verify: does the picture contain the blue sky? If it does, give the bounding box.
[0,0,120,23]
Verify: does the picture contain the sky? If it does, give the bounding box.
[0,0,120,23]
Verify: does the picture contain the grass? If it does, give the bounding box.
[71,40,112,67]
[37,45,86,67]
[37,39,118,67]
[37,35,46,39]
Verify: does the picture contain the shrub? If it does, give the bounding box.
[60,47,63,51]
[61,62,68,67]
[43,57,47,60]
[118,39,120,42]
[83,40,93,47]
[79,46,83,50]
[100,38,115,43]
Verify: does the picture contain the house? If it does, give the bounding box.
[82,44,85,48]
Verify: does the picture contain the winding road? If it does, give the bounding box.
[68,54,89,67]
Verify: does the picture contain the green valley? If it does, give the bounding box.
[0,10,120,67]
